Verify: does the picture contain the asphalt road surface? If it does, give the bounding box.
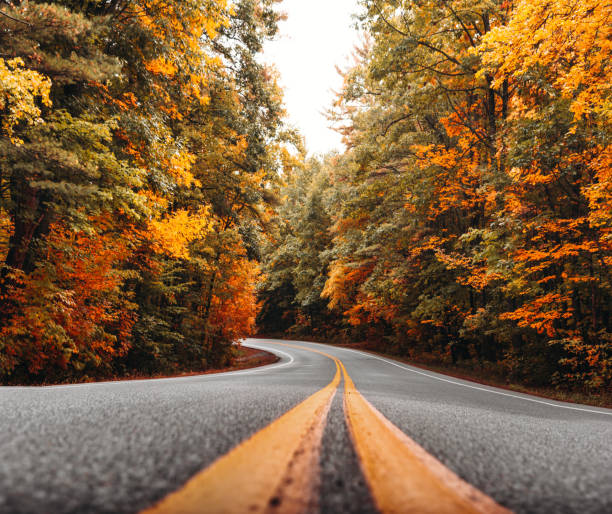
[0,338,610,513]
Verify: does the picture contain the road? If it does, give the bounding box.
[0,339,610,513]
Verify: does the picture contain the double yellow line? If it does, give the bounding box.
[144,343,509,514]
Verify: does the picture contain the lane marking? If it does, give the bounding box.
[142,359,340,514]
[339,347,612,417]
[228,344,295,375]
[339,360,509,514]
[267,342,509,514]
[27,345,294,390]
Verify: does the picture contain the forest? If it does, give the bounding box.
[1,0,610,392]
[257,0,611,392]
[0,0,291,382]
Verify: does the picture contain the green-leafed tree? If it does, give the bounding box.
[259,0,611,391]
[0,0,288,383]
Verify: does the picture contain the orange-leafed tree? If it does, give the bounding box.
[0,223,135,381]
[0,0,286,383]
[478,0,612,387]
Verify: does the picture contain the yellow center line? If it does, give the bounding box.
[272,341,342,364]
[142,341,510,514]
[142,357,340,514]
[339,360,510,513]
[275,343,510,514]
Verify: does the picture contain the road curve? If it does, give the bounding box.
[0,338,610,513]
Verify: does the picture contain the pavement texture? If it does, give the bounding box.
[0,338,611,513]
[319,377,377,514]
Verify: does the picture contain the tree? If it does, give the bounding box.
[260,0,611,391]
[0,0,287,382]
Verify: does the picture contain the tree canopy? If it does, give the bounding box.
[0,0,288,382]
[1,0,610,391]
[258,0,611,391]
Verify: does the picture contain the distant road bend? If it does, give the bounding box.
[0,339,611,513]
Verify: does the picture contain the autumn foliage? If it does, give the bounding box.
[2,0,610,391]
[259,0,611,391]
[0,0,286,383]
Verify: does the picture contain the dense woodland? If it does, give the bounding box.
[1,0,610,390]
[0,0,290,382]
[258,0,611,391]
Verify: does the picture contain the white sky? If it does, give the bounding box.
[262,0,362,156]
